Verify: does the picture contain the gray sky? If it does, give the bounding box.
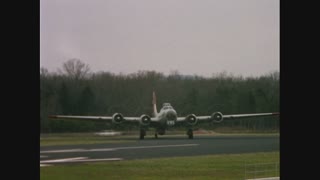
[40,0,279,77]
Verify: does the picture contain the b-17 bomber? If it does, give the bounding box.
[49,92,279,139]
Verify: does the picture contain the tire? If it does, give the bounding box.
[187,129,193,139]
[140,129,146,139]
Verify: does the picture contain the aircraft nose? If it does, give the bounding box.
[166,110,177,120]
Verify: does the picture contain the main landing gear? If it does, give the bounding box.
[140,129,160,139]
[187,129,193,139]
[140,129,146,139]
[140,128,193,139]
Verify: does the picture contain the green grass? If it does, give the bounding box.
[40,151,279,180]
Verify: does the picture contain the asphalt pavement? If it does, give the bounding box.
[40,134,279,166]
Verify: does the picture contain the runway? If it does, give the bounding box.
[40,135,279,166]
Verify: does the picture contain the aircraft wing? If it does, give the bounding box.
[49,115,140,122]
[177,112,279,124]
[48,114,158,126]
[219,112,279,120]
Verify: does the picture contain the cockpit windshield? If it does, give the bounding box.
[163,106,172,110]
[161,103,173,110]
[163,103,171,107]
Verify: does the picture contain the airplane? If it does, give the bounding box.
[49,92,279,139]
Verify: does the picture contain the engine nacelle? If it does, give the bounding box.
[140,114,151,126]
[211,112,223,123]
[185,114,197,126]
[112,113,125,124]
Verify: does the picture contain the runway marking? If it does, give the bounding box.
[40,144,199,154]
[40,157,88,163]
[40,157,123,165]
[40,149,87,153]
[62,158,123,163]
[40,148,116,153]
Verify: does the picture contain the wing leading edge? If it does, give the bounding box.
[222,112,279,120]
[177,112,279,123]
[48,115,158,122]
[49,115,140,122]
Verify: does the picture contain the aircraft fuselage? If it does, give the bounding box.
[155,107,177,127]
[151,103,178,137]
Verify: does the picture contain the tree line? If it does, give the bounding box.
[40,59,279,133]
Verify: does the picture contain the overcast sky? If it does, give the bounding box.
[40,0,279,77]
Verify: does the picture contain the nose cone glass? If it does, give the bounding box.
[166,110,177,120]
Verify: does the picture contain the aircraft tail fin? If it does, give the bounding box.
[152,91,158,117]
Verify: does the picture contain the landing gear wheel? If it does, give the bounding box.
[140,129,146,139]
[155,133,158,139]
[187,129,193,139]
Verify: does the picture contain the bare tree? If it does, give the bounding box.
[59,59,91,80]
[40,67,49,77]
